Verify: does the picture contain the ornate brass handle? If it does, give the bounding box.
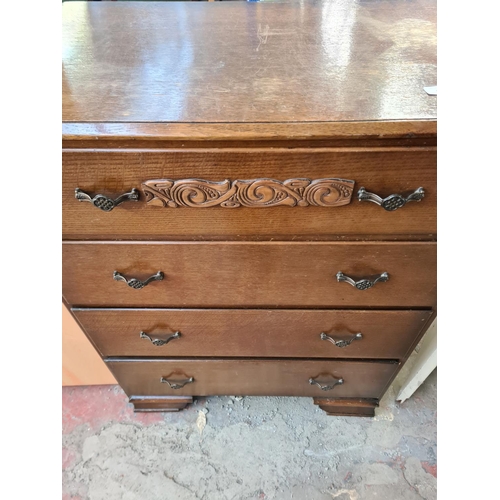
[140,331,181,346]
[75,187,139,211]
[336,271,389,290]
[320,332,363,348]
[113,270,164,289]
[160,376,194,390]
[309,376,344,391]
[358,186,424,211]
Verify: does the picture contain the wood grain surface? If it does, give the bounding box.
[73,308,432,359]
[62,241,436,308]
[62,121,437,149]
[106,358,399,398]
[62,148,436,240]
[62,0,436,124]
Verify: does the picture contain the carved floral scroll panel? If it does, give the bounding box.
[142,178,355,208]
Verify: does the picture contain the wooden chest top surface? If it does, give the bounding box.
[62,0,436,127]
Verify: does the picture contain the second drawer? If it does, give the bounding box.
[74,308,432,359]
[62,241,436,308]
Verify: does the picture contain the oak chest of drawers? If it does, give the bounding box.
[62,0,436,417]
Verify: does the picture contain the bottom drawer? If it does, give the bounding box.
[107,359,399,399]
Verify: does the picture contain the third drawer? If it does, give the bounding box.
[74,308,432,359]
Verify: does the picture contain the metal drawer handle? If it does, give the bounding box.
[336,271,389,290]
[75,187,139,212]
[320,332,363,348]
[309,376,344,391]
[140,331,181,346]
[358,186,424,211]
[160,376,194,390]
[113,270,164,289]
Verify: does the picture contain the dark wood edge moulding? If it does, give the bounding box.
[62,121,437,149]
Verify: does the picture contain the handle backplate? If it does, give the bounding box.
[309,376,344,391]
[320,332,363,348]
[75,187,139,211]
[336,271,389,290]
[113,270,164,289]
[160,376,194,390]
[358,186,424,211]
[140,331,181,346]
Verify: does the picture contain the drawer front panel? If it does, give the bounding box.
[74,308,432,359]
[107,359,399,398]
[62,149,436,240]
[62,242,436,308]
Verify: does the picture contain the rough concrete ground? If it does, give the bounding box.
[62,367,437,500]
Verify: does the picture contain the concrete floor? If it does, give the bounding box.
[62,368,437,500]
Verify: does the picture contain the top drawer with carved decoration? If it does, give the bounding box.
[62,148,436,241]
